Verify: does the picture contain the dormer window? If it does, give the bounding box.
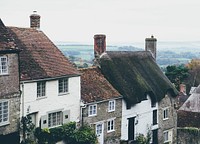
[0,56,8,75]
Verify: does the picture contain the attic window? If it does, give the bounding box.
[0,56,8,75]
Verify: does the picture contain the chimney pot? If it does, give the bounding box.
[30,11,40,29]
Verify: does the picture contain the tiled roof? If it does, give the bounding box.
[7,27,80,81]
[179,85,200,112]
[79,67,121,103]
[0,19,18,52]
[99,51,178,106]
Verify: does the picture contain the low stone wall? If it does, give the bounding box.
[177,127,200,144]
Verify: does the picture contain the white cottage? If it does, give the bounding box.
[7,13,81,129]
[94,34,178,144]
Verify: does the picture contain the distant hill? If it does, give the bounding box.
[56,41,200,68]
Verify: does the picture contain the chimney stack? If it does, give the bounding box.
[94,34,106,59]
[179,84,186,94]
[30,11,40,29]
[145,35,157,59]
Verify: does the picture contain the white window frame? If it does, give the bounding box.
[0,56,8,75]
[58,78,69,95]
[107,118,115,133]
[88,104,97,117]
[163,130,169,143]
[163,107,169,120]
[0,100,9,126]
[48,111,63,128]
[37,81,46,98]
[108,100,115,112]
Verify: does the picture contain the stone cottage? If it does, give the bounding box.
[80,67,122,144]
[0,19,21,143]
[93,34,178,144]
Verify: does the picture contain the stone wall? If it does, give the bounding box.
[177,128,200,144]
[0,53,20,97]
[82,98,122,144]
[158,94,177,144]
[0,53,20,136]
[0,94,20,135]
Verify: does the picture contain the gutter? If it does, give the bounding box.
[20,74,81,84]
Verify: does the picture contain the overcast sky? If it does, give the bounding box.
[1,0,200,44]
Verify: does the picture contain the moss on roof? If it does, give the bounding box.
[99,51,178,105]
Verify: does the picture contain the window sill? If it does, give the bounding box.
[107,130,115,133]
[58,92,69,96]
[0,121,10,126]
[0,73,9,76]
[163,118,169,121]
[37,96,47,100]
[88,114,97,117]
[108,110,115,113]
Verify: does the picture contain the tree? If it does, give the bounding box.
[20,116,35,144]
[165,65,189,90]
[186,59,200,86]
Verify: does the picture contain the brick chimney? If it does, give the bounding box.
[145,35,157,59]
[179,84,186,94]
[94,34,106,59]
[30,11,40,29]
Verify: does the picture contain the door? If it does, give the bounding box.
[152,129,158,144]
[96,122,104,144]
[128,117,135,141]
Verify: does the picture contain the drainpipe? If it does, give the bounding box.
[80,101,86,126]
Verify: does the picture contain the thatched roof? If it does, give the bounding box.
[99,51,178,105]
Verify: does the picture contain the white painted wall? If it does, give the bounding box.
[20,76,81,127]
[121,95,158,141]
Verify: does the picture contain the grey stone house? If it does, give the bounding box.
[80,67,122,144]
[93,34,178,144]
[0,19,21,143]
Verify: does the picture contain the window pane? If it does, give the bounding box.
[48,111,62,127]
[0,57,8,74]
[59,78,68,93]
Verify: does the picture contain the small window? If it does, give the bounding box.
[58,78,68,94]
[48,111,62,127]
[107,119,115,132]
[163,108,169,120]
[108,100,115,112]
[88,104,97,116]
[0,56,8,75]
[37,81,46,98]
[0,100,9,125]
[153,110,157,125]
[163,131,169,143]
